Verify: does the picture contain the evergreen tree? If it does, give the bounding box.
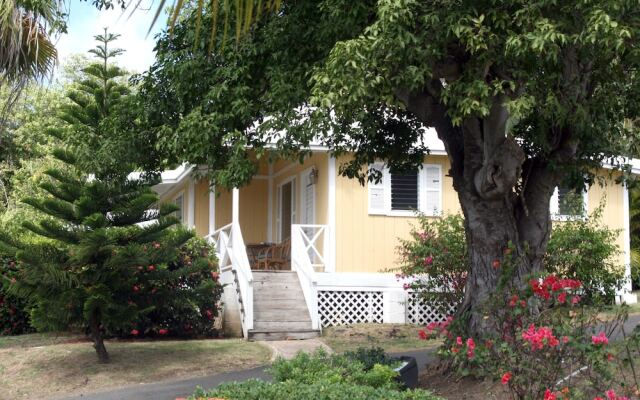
[0,148,200,362]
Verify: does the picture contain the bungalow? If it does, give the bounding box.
[154,130,638,340]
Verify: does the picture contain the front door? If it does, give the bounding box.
[278,179,296,242]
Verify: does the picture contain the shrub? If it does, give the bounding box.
[268,348,400,390]
[396,214,467,316]
[545,207,624,305]
[190,380,441,400]
[0,257,33,335]
[343,346,399,371]
[110,234,224,339]
[430,273,637,399]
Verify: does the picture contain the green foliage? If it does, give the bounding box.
[546,206,624,305]
[343,346,399,371]
[191,380,440,400]
[432,275,635,400]
[268,349,400,390]
[0,256,33,335]
[399,211,624,308]
[0,147,222,361]
[111,235,224,338]
[191,348,441,400]
[396,214,468,315]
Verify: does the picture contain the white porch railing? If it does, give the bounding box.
[291,224,326,330]
[206,222,254,338]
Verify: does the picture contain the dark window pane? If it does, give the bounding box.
[391,172,418,211]
[558,187,584,216]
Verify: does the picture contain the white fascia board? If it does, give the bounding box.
[315,272,404,290]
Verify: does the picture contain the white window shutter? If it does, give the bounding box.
[368,163,386,214]
[421,165,441,216]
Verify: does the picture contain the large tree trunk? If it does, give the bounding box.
[398,86,566,338]
[89,310,110,363]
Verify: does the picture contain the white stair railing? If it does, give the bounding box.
[291,224,326,330]
[206,222,254,338]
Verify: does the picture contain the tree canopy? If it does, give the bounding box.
[134,0,640,335]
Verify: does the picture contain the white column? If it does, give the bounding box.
[619,182,638,304]
[187,180,195,229]
[267,162,274,242]
[327,156,337,273]
[232,187,240,225]
[383,290,408,323]
[208,186,216,235]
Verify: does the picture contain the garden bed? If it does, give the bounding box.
[0,334,271,400]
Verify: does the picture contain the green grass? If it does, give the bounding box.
[0,334,272,400]
[322,324,439,354]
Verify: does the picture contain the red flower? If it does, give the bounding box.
[423,256,434,266]
[418,330,428,340]
[522,324,559,350]
[132,285,140,293]
[592,332,609,346]
[607,353,614,362]
[508,294,519,307]
[456,336,463,346]
[562,336,570,344]
[158,328,168,335]
[557,292,567,304]
[466,338,476,359]
[147,265,156,272]
[153,242,161,249]
[211,271,219,280]
[130,329,139,336]
[501,372,512,385]
[492,260,501,269]
[571,295,581,305]
[544,389,557,400]
[606,389,617,400]
[205,309,213,320]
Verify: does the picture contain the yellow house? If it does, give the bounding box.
[154,131,638,339]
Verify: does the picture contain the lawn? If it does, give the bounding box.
[321,323,439,353]
[0,333,272,400]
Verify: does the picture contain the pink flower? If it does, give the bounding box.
[544,389,557,400]
[501,372,512,385]
[606,389,616,400]
[562,336,570,344]
[403,283,410,290]
[466,338,476,359]
[492,260,501,269]
[508,294,519,307]
[423,256,433,266]
[130,329,139,336]
[592,332,609,346]
[571,295,581,305]
[522,324,559,350]
[456,336,463,346]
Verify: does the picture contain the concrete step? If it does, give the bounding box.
[248,329,320,341]
[254,308,311,321]
[253,321,313,331]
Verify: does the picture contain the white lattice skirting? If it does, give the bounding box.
[317,290,457,327]
[406,292,457,325]
[318,291,384,327]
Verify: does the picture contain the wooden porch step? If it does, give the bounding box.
[252,271,298,282]
[248,329,320,341]
[254,299,311,310]
[254,308,311,321]
[253,281,304,291]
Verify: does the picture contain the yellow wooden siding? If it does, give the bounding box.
[335,155,628,274]
[194,180,210,236]
[214,181,270,244]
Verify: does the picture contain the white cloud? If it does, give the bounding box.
[56,2,166,74]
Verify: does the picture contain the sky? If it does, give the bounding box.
[55,0,168,75]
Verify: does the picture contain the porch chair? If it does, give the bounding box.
[256,238,291,270]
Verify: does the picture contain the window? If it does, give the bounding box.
[368,164,442,216]
[173,193,184,224]
[550,186,587,219]
[390,172,419,211]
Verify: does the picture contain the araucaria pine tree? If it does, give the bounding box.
[0,147,197,362]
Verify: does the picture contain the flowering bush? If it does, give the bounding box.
[0,256,33,335]
[423,273,638,399]
[545,207,624,305]
[396,214,467,317]
[110,234,224,338]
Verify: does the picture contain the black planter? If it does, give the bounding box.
[394,355,418,389]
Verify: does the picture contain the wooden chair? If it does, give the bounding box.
[256,238,291,270]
